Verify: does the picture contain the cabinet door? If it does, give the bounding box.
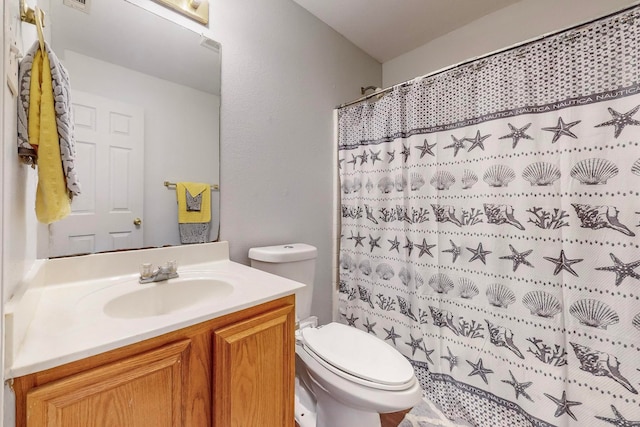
[214,304,295,427]
[25,339,191,427]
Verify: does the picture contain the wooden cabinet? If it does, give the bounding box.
[25,340,190,427]
[214,306,294,427]
[13,295,295,427]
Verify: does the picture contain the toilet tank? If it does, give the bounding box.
[248,243,317,320]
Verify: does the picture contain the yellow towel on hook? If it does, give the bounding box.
[176,182,211,223]
[30,48,70,224]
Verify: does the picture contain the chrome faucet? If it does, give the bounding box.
[139,261,179,284]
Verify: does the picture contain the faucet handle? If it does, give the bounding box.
[166,260,177,274]
[140,263,154,279]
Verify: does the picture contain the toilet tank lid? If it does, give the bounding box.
[248,243,317,263]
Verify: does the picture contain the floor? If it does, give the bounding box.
[294,409,410,427]
[381,410,412,426]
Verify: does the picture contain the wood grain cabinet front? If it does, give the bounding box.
[214,305,295,427]
[13,295,295,427]
[25,340,190,427]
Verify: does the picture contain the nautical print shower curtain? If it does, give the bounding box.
[337,6,640,426]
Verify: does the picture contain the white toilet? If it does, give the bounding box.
[248,243,423,427]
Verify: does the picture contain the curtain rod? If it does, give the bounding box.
[337,1,640,110]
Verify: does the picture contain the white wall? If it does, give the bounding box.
[2,1,40,423]
[2,2,38,309]
[383,0,637,87]
[1,5,5,424]
[56,51,220,251]
[209,0,381,324]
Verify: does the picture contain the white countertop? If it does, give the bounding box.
[5,242,304,378]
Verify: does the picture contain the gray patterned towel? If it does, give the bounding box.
[185,189,202,211]
[17,40,81,197]
[179,223,210,244]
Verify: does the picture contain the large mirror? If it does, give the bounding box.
[37,0,220,258]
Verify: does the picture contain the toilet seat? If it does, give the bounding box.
[300,322,416,391]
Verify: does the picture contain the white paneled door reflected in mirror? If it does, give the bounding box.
[42,0,220,258]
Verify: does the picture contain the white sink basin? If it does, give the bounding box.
[103,276,234,319]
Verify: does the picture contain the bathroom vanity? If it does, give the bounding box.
[5,242,302,427]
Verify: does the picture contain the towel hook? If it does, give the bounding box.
[20,0,45,27]
[35,6,45,52]
[20,1,46,51]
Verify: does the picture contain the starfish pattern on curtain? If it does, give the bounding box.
[338,5,640,426]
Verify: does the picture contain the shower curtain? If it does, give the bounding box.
[337,6,640,426]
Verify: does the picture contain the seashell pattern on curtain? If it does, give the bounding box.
[337,5,640,426]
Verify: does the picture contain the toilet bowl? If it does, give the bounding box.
[248,244,423,427]
[296,322,422,427]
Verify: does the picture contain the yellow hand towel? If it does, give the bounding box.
[176,182,211,223]
[30,48,71,224]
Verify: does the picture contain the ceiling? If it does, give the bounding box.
[293,0,522,63]
[49,0,221,95]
